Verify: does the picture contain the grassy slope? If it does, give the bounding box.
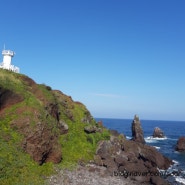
[0,69,110,184]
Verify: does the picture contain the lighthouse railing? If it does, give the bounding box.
[0,63,20,73]
[2,50,14,56]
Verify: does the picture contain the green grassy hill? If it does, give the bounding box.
[0,69,110,185]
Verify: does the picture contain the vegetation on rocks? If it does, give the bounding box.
[0,69,172,185]
[0,69,110,184]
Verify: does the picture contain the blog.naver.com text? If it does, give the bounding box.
[113,170,182,178]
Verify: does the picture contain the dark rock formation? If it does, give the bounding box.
[0,74,70,165]
[11,113,62,165]
[46,103,60,121]
[94,116,173,185]
[97,120,103,127]
[175,136,185,152]
[84,125,98,134]
[0,87,24,110]
[131,115,145,144]
[153,127,165,138]
[58,120,69,134]
[95,135,172,185]
[81,110,93,124]
[109,129,120,137]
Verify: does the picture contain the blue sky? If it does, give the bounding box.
[0,0,185,121]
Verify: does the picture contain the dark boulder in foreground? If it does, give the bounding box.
[131,115,145,144]
[175,136,185,152]
[84,125,98,133]
[94,115,173,185]
[95,136,172,185]
[153,127,165,138]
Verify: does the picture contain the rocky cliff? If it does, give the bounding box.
[175,136,185,152]
[0,69,108,184]
[0,69,172,185]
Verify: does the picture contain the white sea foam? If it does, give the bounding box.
[168,138,178,141]
[166,160,179,173]
[145,136,168,143]
[174,151,181,154]
[153,146,160,150]
[172,160,179,165]
[164,161,185,185]
[175,177,185,184]
[145,140,157,143]
[145,137,158,143]
[126,136,131,140]
[151,136,167,140]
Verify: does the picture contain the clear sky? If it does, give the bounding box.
[0,0,185,121]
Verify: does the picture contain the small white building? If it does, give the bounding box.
[0,49,20,73]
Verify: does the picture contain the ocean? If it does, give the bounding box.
[95,118,185,185]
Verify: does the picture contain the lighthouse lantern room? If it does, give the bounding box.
[0,48,20,73]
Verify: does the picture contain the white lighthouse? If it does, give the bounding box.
[0,48,20,73]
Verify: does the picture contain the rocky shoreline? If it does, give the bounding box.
[48,164,145,185]
[48,115,173,185]
[0,70,178,185]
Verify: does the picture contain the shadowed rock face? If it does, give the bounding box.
[131,115,145,144]
[10,104,63,165]
[94,116,173,185]
[0,87,24,110]
[21,120,62,164]
[95,137,172,185]
[0,76,67,165]
[175,136,185,152]
[153,127,165,138]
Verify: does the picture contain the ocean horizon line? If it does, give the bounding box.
[95,117,185,123]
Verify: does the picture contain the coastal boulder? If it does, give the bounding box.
[95,132,172,184]
[84,125,98,134]
[131,115,145,144]
[94,117,172,184]
[153,127,165,138]
[109,129,120,137]
[175,136,185,152]
[58,120,69,134]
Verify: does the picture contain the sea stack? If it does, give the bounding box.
[131,115,145,144]
[153,127,165,138]
[175,136,185,152]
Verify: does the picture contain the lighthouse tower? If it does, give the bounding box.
[0,48,20,73]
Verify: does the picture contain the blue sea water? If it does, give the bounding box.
[95,118,185,184]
